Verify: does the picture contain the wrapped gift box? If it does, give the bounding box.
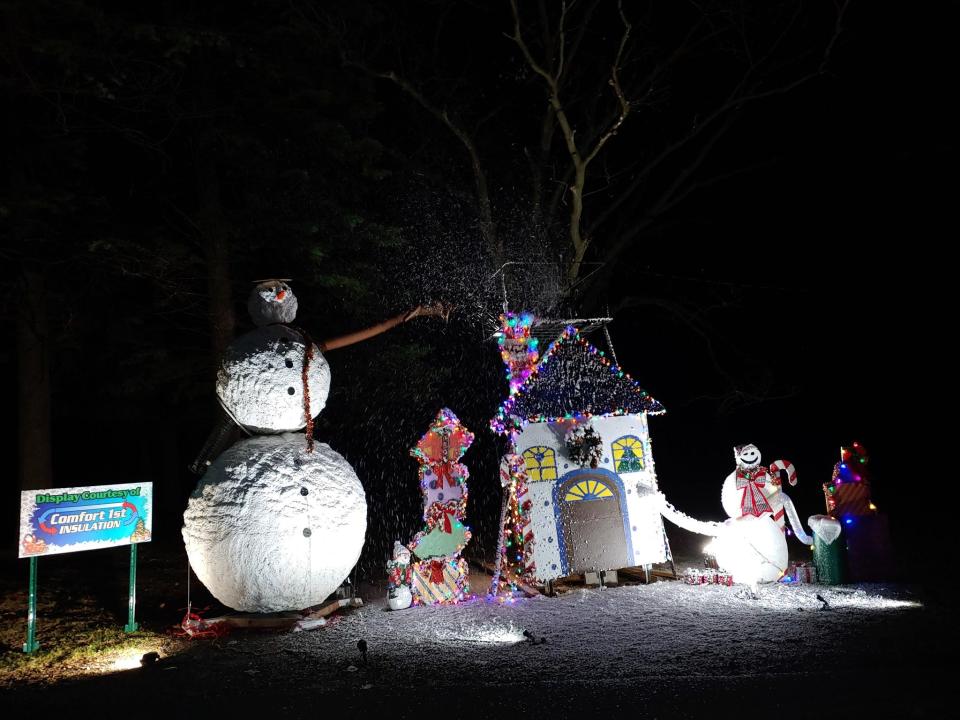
[411,558,469,605]
[793,562,817,584]
[828,481,872,517]
[684,568,733,586]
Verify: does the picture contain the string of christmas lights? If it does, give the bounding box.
[490,450,535,600]
[491,325,664,434]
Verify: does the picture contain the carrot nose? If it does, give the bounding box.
[275,290,286,301]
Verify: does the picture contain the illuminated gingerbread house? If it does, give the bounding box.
[491,326,670,582]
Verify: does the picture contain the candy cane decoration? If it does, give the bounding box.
[768,459,797,487]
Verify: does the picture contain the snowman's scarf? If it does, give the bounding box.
[736,466,773,517]
[287,325,316,453]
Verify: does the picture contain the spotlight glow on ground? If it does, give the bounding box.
[107,648,157,672]
[435,621,526,644]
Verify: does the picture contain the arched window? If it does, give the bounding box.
[564,479,615,502]
[522,446,557,482]
[612,436,645,473]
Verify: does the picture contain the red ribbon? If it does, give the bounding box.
[736,467,772,517]
[433,462,459,488]
[429,560,446,585]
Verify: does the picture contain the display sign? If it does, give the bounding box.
[18,483,153,558]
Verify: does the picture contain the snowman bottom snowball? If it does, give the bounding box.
[182,433,367,612]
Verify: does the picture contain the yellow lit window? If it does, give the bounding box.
[522,446,557,481]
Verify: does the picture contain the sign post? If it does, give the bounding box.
[23,556,39,653]
[125,543,139,633]
[18,482,153,652]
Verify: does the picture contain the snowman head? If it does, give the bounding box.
[392,541,411,565]
[734,443,762,469]
[248,279,298,326]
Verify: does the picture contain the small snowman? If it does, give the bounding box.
[184,281,450,612]
[386,541,413,611]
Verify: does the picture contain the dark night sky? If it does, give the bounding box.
[1,1,950,578]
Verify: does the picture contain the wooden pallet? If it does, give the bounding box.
[199,597,363,632]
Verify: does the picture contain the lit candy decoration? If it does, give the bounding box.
[489,450,534,597]
[405,409,474,606]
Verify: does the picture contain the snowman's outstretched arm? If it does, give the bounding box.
[657,493,723,537]
[319,303,452,352]
[780,492,814,545]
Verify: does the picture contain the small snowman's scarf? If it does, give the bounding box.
[736,466,773,517]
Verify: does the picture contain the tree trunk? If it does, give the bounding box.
[17,268,53,491]
[196,151,235,360]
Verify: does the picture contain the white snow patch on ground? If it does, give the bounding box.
[205,576,932,699]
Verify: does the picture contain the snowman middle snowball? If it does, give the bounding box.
[216,324,331,433]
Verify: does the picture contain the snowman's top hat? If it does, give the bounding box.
[252,278,293,285]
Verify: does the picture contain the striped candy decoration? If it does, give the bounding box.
[499,456,512,488]
[769,459,797,487]
[517,486,535,573]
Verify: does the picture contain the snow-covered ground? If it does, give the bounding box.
[296,578,929,681]
[3,573,950,718]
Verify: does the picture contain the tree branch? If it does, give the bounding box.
[344,58,500,259]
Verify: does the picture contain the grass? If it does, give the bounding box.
[0,624,176,686]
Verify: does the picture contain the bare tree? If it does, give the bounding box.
[509,0,632,282]
[333,0,849,295]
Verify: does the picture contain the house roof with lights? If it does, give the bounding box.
[490,326,664,434]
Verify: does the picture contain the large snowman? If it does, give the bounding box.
[660,443,819,590]
[183,280,446,612]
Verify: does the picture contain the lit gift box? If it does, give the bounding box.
[793,562,817,584]
[411,558,469,605]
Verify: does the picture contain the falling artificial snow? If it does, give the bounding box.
[184,281,367,612]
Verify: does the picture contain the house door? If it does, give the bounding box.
[557,470,630,574]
